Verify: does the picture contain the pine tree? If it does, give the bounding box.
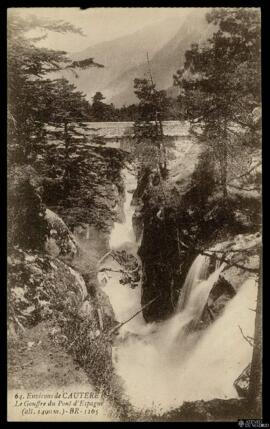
[7,12,126,233]
[7,11,103,163]
[173,8,261,200]
[133,78,168,178]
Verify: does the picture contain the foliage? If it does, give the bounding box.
[85,89,181,122]
[38,142,126,231]
[7,165,48,251]
[131,78,169,178]
[7,11,102,163]
[173,8,261,199]
[134,78,168,122]
[66,57,104,72]
[90,92,119,121]
[8,13,126,233]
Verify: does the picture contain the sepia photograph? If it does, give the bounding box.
[7,6,262,422]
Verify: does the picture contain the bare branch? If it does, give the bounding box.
[227,161,261,183]
[238,325,254,347]
[228,184,260,192]
[99,266,138,276]
[205,245,258,254]
[146,52,155,89]
[201,251,259,273]
[107,294,161,335]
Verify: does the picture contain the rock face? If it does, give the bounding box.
[195,233,260,329]
[44,208,78,262]
[136,127,261,323]
[234,364,251,398]
[8,201,118,403]
[137,144,216,322]
[8,248,88,330]
[132,204,144,242]
[199,277,236,328]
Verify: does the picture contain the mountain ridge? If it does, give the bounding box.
[107,11,214,106]
[62,16,186,103]
[63,10,214,106]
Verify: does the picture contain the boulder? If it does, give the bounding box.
[199,277,236,329]
[44,208,78,262]
[234,363,251,398]
[198,233,260,329]
[8,248,87,330]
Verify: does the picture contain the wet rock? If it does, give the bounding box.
[132,205,144,242]
[234,363,251,398]
[198,233,260,329]
[199,277,236,328]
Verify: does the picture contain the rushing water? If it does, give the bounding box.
[177,254,210,312]
[109,170,137,250]
[113,275,257,414]
[96,122,257,414]
[98,169,146,335]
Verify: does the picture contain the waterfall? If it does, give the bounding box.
[98,172,257,415]
[163,257,226,349]
[98,168,145,334]
[177,254,210,311]
[114,264,257,413]
[109,169,136,249]
[180,257,226,319]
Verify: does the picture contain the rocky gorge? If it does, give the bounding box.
[7,121,262,421]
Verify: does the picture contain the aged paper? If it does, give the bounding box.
[7,7,262,422]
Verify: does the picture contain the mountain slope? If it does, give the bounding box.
[62,16,188,102]
[107,10,214,106]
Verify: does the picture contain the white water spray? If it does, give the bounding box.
[177,254,210,311]
[99,171,257,414]
[114,264,257,413]
[109,170,136,249]
[98,168,146,334]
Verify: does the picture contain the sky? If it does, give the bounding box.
[8,7,195,53]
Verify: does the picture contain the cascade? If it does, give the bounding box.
[109,169,136,249]
[162,258,226,350]
[98,170,257,414]
[177,254,210,311]
[98,168,145,334]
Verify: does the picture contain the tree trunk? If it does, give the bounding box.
[221,121,228,200]
[221,147,228,200]
[157,112,167,177]
[248,252,262,417]
[63,121,71,194]
[221,144,228,199]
